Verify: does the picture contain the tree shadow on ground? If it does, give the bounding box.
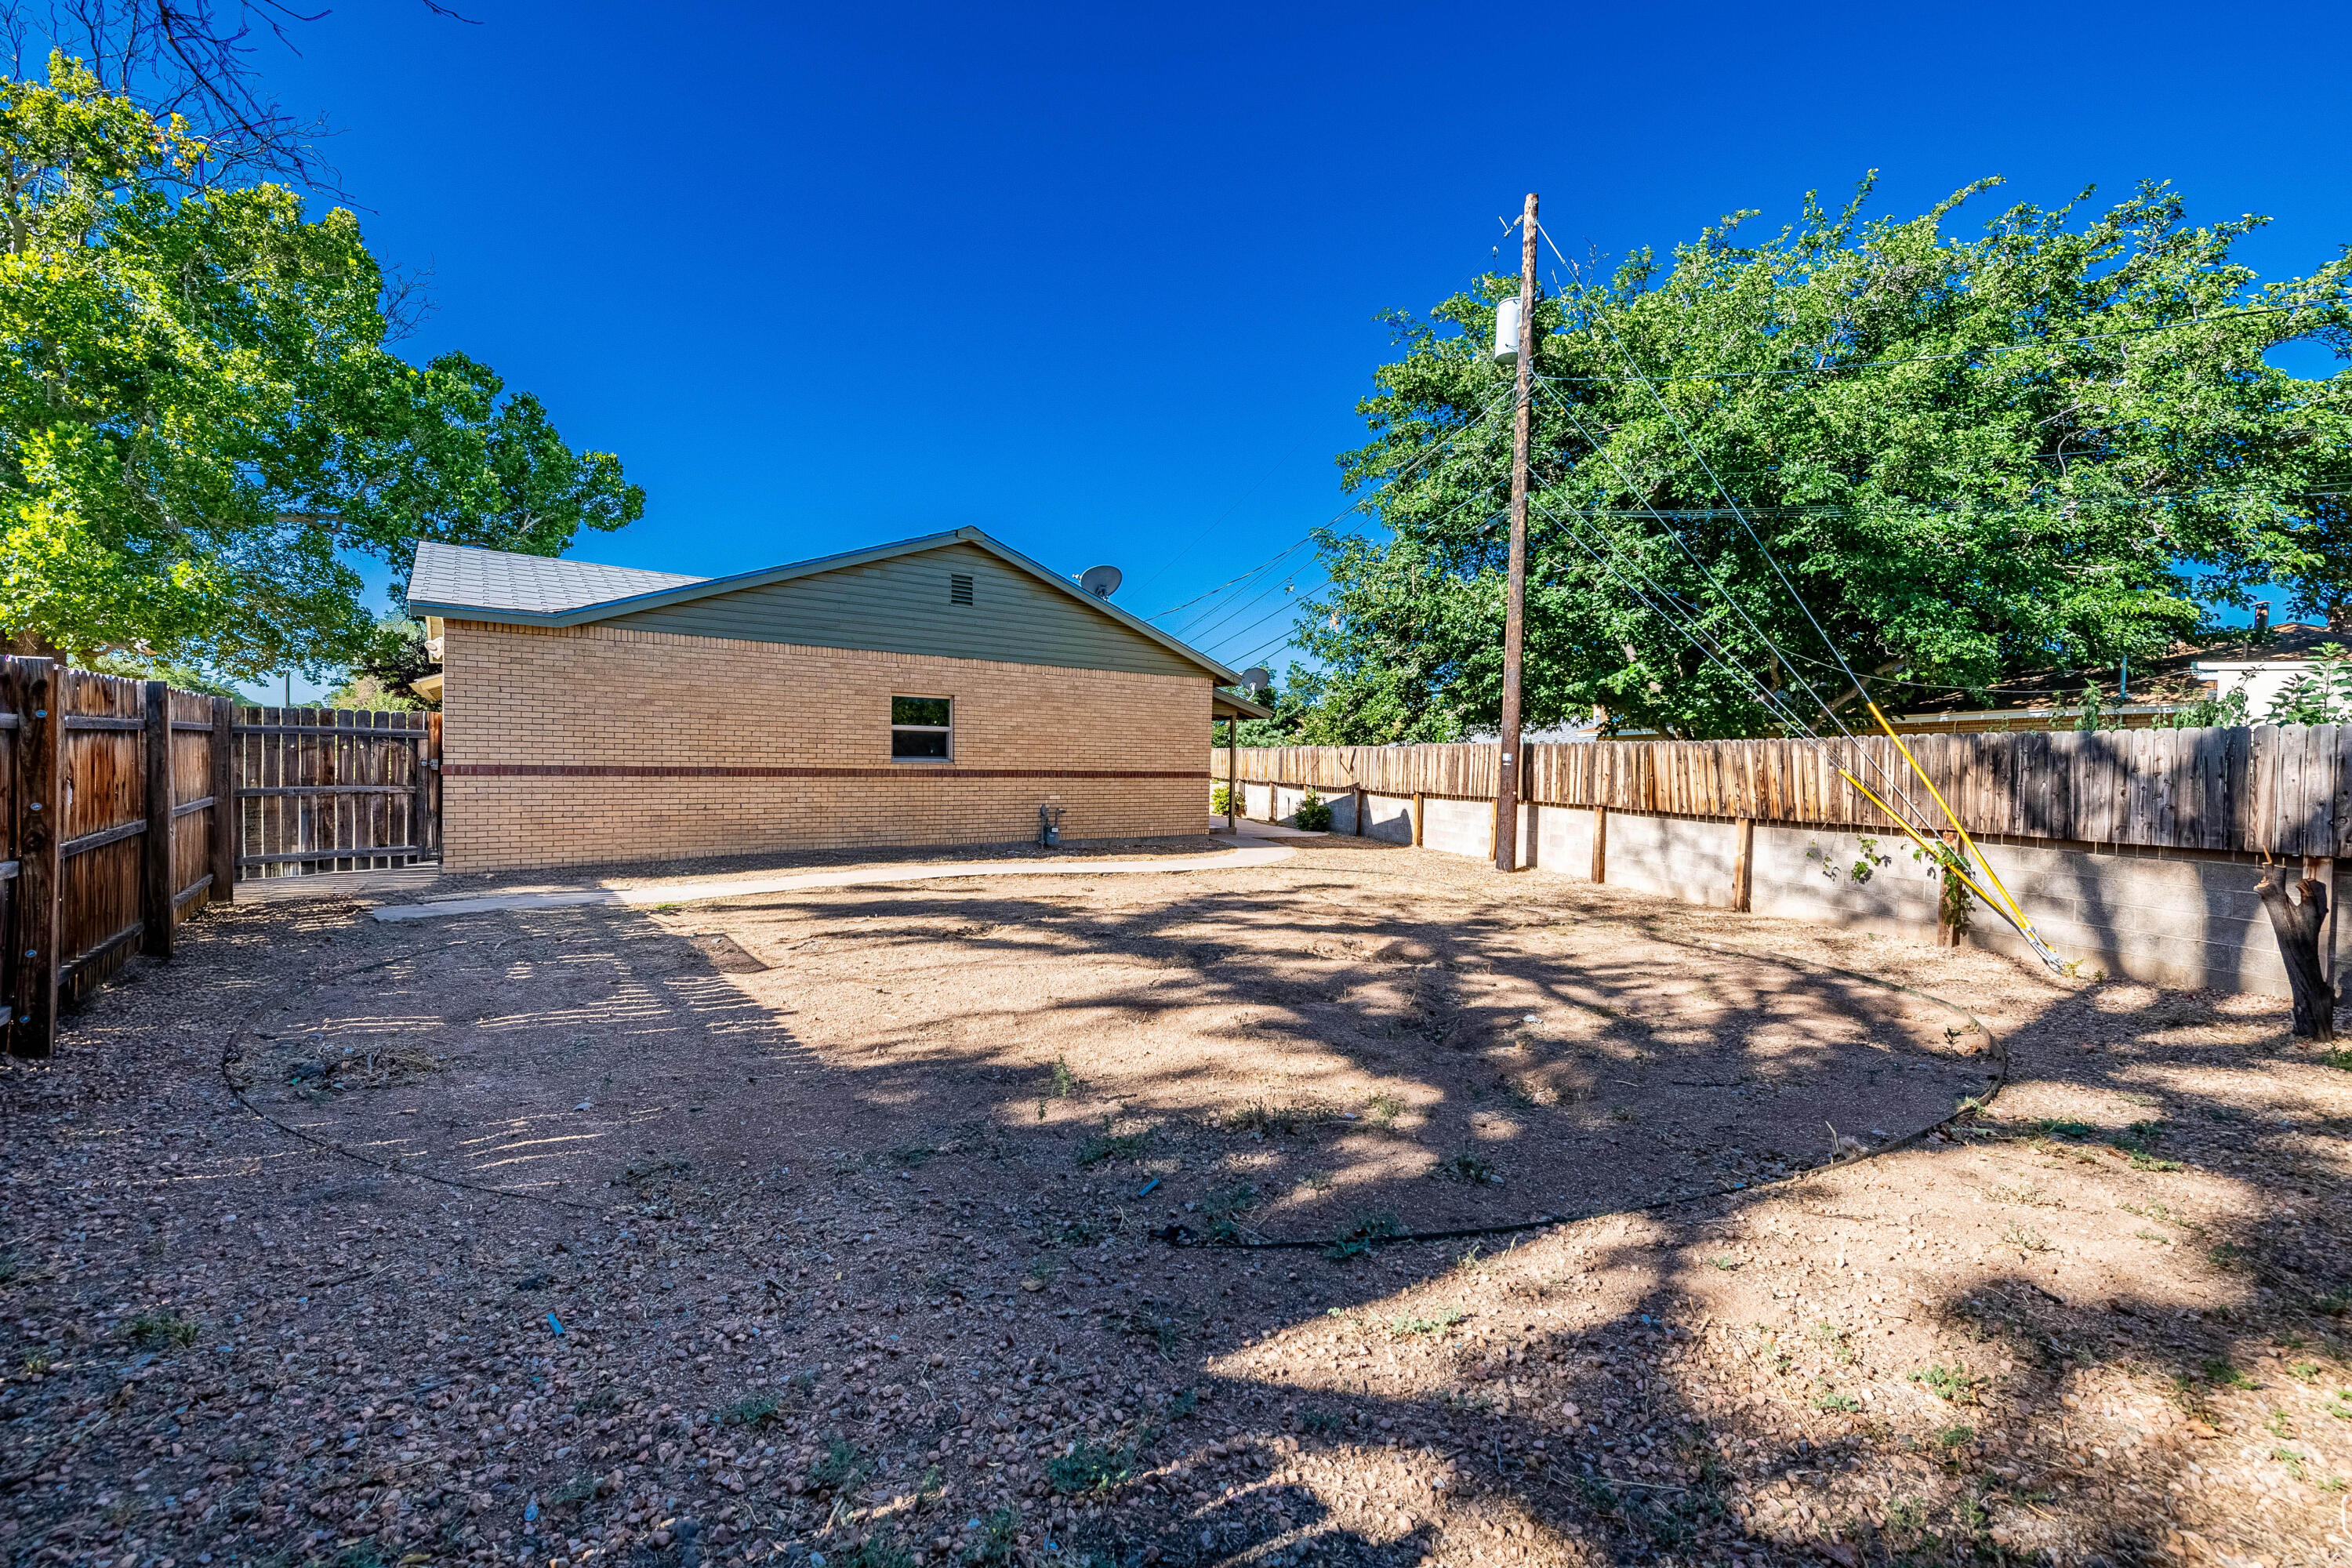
[10,844,2350,1568]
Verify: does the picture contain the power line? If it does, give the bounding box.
[1147,392,1518,628]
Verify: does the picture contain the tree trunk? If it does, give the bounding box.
[2255,868,2336,1041]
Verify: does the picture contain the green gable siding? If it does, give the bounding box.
[602,542,1203,679]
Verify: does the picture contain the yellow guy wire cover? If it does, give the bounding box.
[1864,702,2039,937]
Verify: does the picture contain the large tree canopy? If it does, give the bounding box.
[0,56,641,680]
[1291,179,2352,741]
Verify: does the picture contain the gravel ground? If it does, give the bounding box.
[2,836,2348,1568]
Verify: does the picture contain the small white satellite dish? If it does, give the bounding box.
[1080,564,1123,598]
[1240,666,1271,693]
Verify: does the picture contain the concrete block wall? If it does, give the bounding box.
[443,620,1211,873]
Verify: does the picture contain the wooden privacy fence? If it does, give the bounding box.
[0,659,441,1060]
[1214,725,2352,858]
[237,706,438,878]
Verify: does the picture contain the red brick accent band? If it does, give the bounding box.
[447,764,1209,781]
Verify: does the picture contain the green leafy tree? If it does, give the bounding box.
[0,56,642,681]
[1295,177,2352,740]
[326,616,438,710]
[1217,673,1309,747]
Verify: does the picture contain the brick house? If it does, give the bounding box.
[406,528,1269,873]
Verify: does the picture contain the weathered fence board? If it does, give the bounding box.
[0,659,443,1057]
[1212,725,2352,855]
[234,706,435,877]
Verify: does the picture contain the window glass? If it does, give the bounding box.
[890,695,952,760]
[892,696,951,727]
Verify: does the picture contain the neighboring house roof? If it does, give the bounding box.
[1892,622,2344,723]
[407,528,1243,684]
[411,539,706,615]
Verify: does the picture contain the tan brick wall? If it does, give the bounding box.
[439,621,1213,873]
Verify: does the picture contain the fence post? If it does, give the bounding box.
[1353,785,1365,838]
[209,696,237,902]
[141,681,175,957]
[414,713,435,862]
[1591,805,1608,884]
[1411,792,1425,848]
[1732,816,1753,912]
[9,658,59,1058]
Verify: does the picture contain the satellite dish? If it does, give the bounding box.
[1080,564,1123,599]
[1240,666,1271,693]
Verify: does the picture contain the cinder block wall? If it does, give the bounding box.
[443,621,1211,873]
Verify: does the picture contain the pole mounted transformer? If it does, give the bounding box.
[1494,192,1538,873]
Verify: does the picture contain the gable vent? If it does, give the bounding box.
[949,573,975,606]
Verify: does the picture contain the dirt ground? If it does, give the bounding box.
[3,834,2349,1568]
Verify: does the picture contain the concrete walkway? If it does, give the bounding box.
[369,841,1298,924]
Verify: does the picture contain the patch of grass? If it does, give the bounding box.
[1099,1308,1184,1357]
[2314,1047,2352,1071]
[1200,1183,1258,1243]
[21,1349,52,1376]
[2326,1390,2352,1421]
[2028,1118,2092,1139]
[1433,1148,1497,1185]
[717,1392,781,1428]
[2000,1220,2051,1253]
[1075,1127,1150,1167]
[2202,1357,2257,1390]
[1609,1104,1635,1123]
[1709,1255,1741,1270]
[840,1534,914,1568]
[888,1144,936,1167]
[809,1438,869,1492]
[2207,1243,2247,1272]
[2274,1446,2309,1481]
[1164,1385,1199,1421]
[2318,1288,2352,1318]
[1936,1424,1976,1450]
[1366,1091,1406,1127]
[1813,1321,1857,1363]
[1388,1308,1467,1338]
[549,1472,597,1506]
[1048,1058,1079,1098]
[1299,1408,1347,1434]
[1988,1183,2056,1207]
[124,1312,198,1349]
[1024,1257,1058,1285]
[1229,1099,1322,1135]
[961,1508,1021,1566]
[1326,1210,1403,1261]
[1047,1437,1140,1494]
[1813,1392,1863,1413]
[2288,1359,2322,1382]
[1908,1364,1985,1405]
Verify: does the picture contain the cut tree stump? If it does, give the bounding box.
[2256,867,2335,1041]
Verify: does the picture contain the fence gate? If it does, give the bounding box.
[235,707,440,878]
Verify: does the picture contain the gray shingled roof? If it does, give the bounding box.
[409,540,705,616]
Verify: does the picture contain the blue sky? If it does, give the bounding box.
[246,0,2349,700]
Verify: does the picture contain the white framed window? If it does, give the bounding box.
[890,695,953,761]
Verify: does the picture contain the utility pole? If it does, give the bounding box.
[1494,191,1538,872]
